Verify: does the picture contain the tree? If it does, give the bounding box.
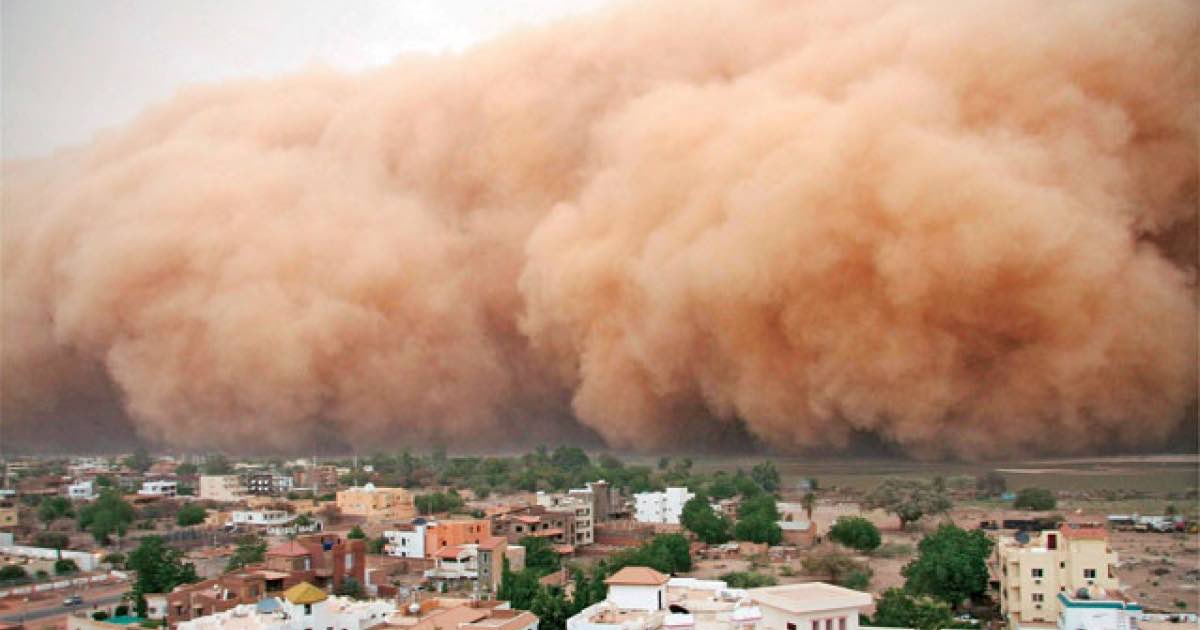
[681,491,732,544]
[733,472,762,498]
[334,577,364,599]
[531,585,574,630]
[0,565,28,583]
[38,496,74,529]
[127,536,199,617]
[902,524,994,609]
[801,492,816,521]
[34,532,70,550]
[829,517,881,552]
[974,472,1006,498]
[176,504,207,527]
[226,535,267,571]
[750,462,781,494]
[840,567,872,590]
[202,454,232,475]
[347,525,367,539]
[1013,488,1056,511]
[708,473,737,500]
[414,491,464,515]
[520,536,561,576]
[79,490,136,545]
[124,446,154,473]
[734,495,782,545]
[719,571,777,588]
[801,548,865,585]
[175,463,198,476]
[103,552,127,569]
[498,558,541,610]
[367,536,387,554]
[54,559,79,575]
[609,534,692,574]
[869,588,955,630]
[865,479,952,529]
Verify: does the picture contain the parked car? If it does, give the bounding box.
[63,595,83,606]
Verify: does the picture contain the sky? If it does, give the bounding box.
[1,0,612,160]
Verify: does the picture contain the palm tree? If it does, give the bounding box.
[801,492,816,521]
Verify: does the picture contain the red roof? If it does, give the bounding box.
[478,536,507,551]
[436,545,466,560]
[266,541,311,558]
[605,566,670,586]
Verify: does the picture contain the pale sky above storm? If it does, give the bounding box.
[2,0,612,160]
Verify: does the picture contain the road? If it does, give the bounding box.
[0,593,126,623]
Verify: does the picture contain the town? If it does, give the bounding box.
[0,451,1193,630]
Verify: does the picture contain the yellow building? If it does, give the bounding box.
[0,502,18,529]
[335,483,415,521]
[997,525,1123,629]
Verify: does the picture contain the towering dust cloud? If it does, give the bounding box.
[2,0,1197,458]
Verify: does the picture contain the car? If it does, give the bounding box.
[63,595,83,606]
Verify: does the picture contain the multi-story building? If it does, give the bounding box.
[492,506,577,547]
[567,568,871,630]
[138,480,178,497]
[633,488,693,525]
[200,475,247,502]
[384,520,428,558]
[293,465,339,492]
[997,525,1132,630]
[247,473,293,497]
[0,501,17,530]
[263,534,366,591]
[425,519,492,553]
[336,483,416,521]
[67,480,95,501]
[424,536,507,595]
[537,492,594,546]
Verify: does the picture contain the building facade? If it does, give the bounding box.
[537,492,594,546]
[997,525,1127,629]
[200,475,247,502]
[139,480,178,497]
[247,473,293,497]
[633,488,693,525]
[384,521,428,558]
[336,484,416,521]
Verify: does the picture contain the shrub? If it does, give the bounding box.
[54,559,80,575]
[0,565,28,583]
[719,571,778,588]
[93,612,110,621]
[1013,488,1056,511]
[829,517,882,552]
[115,605,130,617]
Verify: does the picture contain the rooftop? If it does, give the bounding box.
[605,566,670,586]
[747,583,872,614]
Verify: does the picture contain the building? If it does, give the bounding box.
[567,568,870,630]
[492,507,576,548]
[263,534,366,592]
[425,519,492,554]
[537,492,594,546]
[997,525,1128,630]
[336,484,416,521]
[176,582,395,630]
[384,521,429,558]
[139,480,178,497]
[633,488,693,525]
[423,537,507,595]
[0,502,17,530]
[247,473,293,497]
[200,476,247,502]
[293,465,339,492]
[67,481,95,501]
[378,596,538,630]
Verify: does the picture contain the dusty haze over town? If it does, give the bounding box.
[1,0,1197,458]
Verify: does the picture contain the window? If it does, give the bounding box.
[786,624,796,630]
[839,618,846,630]
[1031,568,1043,578]
[304,604,313,615]
[1084,569,1096,579]
[811,621,820,630]
[1060,562,1066,569]
[1032,594,1044,603]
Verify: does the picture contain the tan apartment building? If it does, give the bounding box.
[336,483,416,521]
[199,475,246,502]
[997,525,1125,629]
[426,518,492,552]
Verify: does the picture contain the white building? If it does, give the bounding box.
[201,475,248,502]
[67,481,95,501]
[634,488,694,525]
[567,568,872,630]
[229,510,293,527]
[384,521,428,558]
[177,583,394,630]
[138,480,177,497]
[1057,590,1142,630]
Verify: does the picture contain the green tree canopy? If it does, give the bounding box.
[334,577,364,599]
[79,490,136,545]
[681,491,732,544]
[1013,487,1056,511]
[865,479,952,529]
[124,446,154,473]
[719,571,777,588]
[902,524,994,609]
[609,534,692,574]
[176,504,207,527]
[868,588,956,630]
[829,516,882,552]
[226,535,267,571]
[127,536,199,617]
[520,536,561,576]
[54,558,79,575]
[708,473,738,500]
[38,496,75,528]
[175,463,198,476]
[202,454,233,475]
[750,462,781,494]
[347,525,367,539]
[974,472,1006,498]
[734,495,782,545]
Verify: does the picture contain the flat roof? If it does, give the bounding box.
[748,583,872,613]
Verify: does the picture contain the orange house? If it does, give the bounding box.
[425,519,492,552]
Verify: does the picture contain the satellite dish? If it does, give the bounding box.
[1015,531,1031,544]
